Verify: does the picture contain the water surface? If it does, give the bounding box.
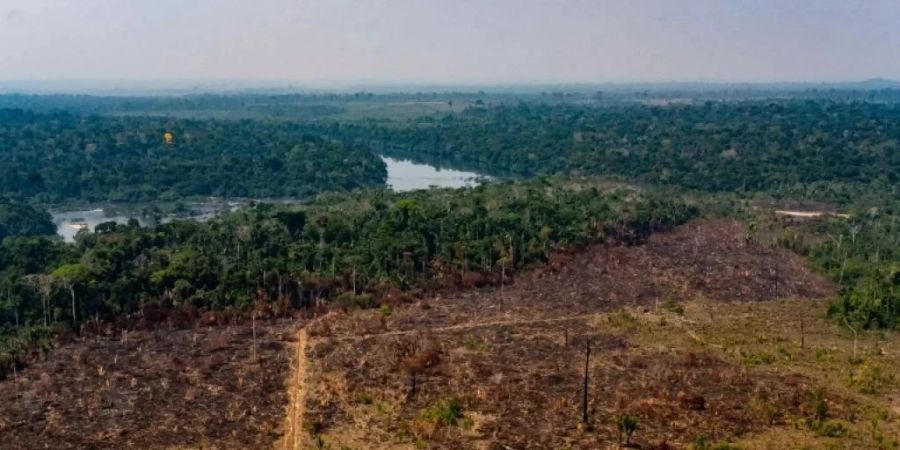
[50,158,486,241]
[50,202,237,242]
[381,156,484,191]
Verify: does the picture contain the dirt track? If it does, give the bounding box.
[301,220,840,449]
[0,219,839,449]
[277,329,309,450]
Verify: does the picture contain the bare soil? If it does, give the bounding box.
[323,219,834,338]
[0,320,301,450]
[0,219,856,449]
[302,220,850,449]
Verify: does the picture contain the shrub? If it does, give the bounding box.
[422,398,463,427]
[335,292,374,310]
[356,392,373,405]
[616,414,639,445]
[749,397,782,425]
[809,419,849,438]
[808,389,829,421]
[463,335,486,351]
[849,360,895,395]
[662,297,685,315]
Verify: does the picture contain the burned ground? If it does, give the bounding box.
[300,220,859,449]
[0,320,301,450]
[1,219,877,449]
[323,219,835,337]
[307,317,848,449]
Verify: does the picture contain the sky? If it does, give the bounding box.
[0,0,898,86]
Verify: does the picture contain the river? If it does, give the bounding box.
[381,155,484,192]
[50,156,487,241]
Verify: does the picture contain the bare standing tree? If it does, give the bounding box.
[800,313,806,350]
[582,337,591,425]
[52,263,87,328]
[844,317,859,360]
[25,274,55,327]
[5,286,18,327]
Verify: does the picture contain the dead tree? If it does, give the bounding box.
[773,258,780,298]
[25,274,55,327]
[800,314,805,350]
[400,336,439,400]
[6,286,17,327]
[58,277,77,327]
[843,317,859,360]
[252,310,258,362]
[582,337,591,425]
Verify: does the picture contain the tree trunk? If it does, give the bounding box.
[582,338,591,424]
[69,286,77,329]
[773,259,779,298]
[6,287,16,328]
[800,316,805,349]
[277,271,283,300]
[500,262,505,307]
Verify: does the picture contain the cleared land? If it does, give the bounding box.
[0,320,300,449]
[3,220,898,449]
[297,220,896,449]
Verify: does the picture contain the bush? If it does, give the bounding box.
[356,392,373,405]
[422,398,463,427]
[749,397,783,425]
[463,335,486,351]
[616,414,639,445]
[662,297,685,315]
[335,292,374,310]
[809,419,849,438]
[849,361,895,395]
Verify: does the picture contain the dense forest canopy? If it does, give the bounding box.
[0,197,56,240]
[340,101,899,194]
[2,99,898,204]
[0,109,386,203]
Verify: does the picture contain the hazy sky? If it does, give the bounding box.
[1,0,898,85]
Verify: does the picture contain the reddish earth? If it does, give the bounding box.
[0,321,300,450]
[308,320,841,449]
[0,219,839,449]
[302,220,840,449]
[323,219,834,337]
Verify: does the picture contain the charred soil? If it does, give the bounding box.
[3,220,885,450]
[0,320,301,449]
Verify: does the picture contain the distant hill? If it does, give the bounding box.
[852,77,900,89]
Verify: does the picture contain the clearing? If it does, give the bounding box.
[3,219,897,449]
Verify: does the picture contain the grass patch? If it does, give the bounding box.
[808,419,850,438]
[662,297,685,315]
[356,392,373,405]
[849,360,895,395]
[463,336,486,352]
[421,398,463,427]
[738,348,776,366]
